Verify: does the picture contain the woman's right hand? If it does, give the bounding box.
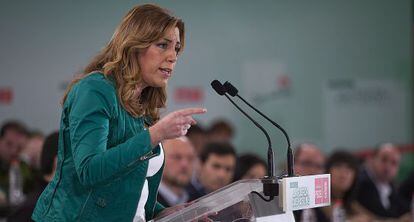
[149,107,206,146]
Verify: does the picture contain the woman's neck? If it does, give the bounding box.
[134,82,147,98]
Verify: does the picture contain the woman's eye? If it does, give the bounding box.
[175,46,181,53]
[157,43,168,49]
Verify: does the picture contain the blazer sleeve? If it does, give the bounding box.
[67,79,154,189]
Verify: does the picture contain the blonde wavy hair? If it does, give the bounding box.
[62,4,185,122]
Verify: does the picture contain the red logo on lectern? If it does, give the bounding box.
[315,178,329,204]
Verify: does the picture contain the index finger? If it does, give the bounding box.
[176,108,207,116]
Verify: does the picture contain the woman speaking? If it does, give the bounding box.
[32,4,205,221]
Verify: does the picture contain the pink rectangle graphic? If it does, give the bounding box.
[315,178,329,204]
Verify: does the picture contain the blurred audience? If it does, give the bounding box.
[157,137,196,207]
[8,131,59,221]
[293,143,327,222]
[0,121,37,207]
[186,142,236,201]
[233,153,266,181]
[320,151,371,222]
[208,119,234,143]
[0,117,413,221]
[355,143,410,220]
[294,143,325,176]
[186,124,207,155]
[19,131,44,170]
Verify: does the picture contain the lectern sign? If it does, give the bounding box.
[280,174,331,211]
[315,177,329,204]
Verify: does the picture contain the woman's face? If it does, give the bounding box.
[242,164,267,180]
[138,27,181,88]
[330,163,355,194]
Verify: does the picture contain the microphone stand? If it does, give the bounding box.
[211,80,279,201]
[223,81,294,177]
[223,94,278,201]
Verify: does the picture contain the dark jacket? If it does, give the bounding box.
[355,166,409,218]
[293,208,330,222]
[186,179,208,202]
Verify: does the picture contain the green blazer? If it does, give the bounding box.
[32,73,165,221]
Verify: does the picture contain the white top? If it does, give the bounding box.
[133,144,164,222]
[375,182,391,209]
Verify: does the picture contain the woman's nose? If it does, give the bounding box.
[166,49,177,63]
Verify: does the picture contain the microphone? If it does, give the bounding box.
[211,80,278,201]
[222,81,294,177]
[211,80,226,95]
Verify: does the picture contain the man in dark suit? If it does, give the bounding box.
[157,137,196,207]
[292,143,328,222]
[355,143,409,219]
[186,142,236,201]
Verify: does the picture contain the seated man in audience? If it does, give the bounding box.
[293,143,325,176]
[186,142,236,201]
[157,137,196,207]
[355,143,410,220]
[0,121,37,207]
[293,143,326,222]
[19,131,44,170]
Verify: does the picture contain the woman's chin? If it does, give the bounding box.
[150,80,168,88]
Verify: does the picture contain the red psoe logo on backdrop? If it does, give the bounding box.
[0,88,13,105]
[315,177,329,204]
[174,87,204,104]
[277,75,291,90]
